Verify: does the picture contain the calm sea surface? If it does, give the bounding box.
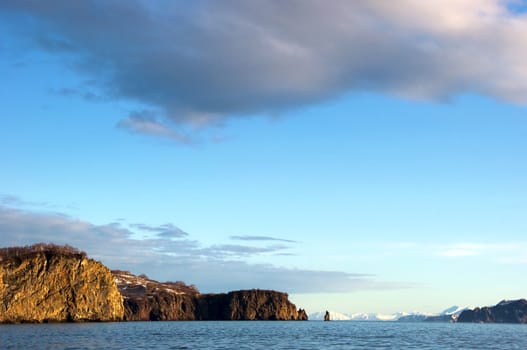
[1,321,527,349]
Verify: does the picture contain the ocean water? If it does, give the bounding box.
[1,321,527,349]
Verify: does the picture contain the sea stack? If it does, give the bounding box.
[324,310,330,321]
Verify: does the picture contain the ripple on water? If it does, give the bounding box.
[1,321,527,350]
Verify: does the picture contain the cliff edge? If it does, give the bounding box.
[0,244,124,323]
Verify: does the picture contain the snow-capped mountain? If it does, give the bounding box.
[309,306,468,322]
[347,312,409,321]
[309,311,412,321]
[440,305,467,315]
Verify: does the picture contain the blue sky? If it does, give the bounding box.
[1,0,527,315]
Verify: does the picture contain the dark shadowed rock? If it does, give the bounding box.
[113,271,308,321]
[113,270,197,321]
[458,299,527,323]
[298,308,308,320]
[197,290,308,320]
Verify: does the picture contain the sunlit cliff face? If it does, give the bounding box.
[0,244,124,323]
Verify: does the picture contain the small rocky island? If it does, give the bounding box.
[0,244,307,323]
[324,310,330,321]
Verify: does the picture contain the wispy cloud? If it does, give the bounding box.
[390,240,527,262]
[3,0,527,135]
[436,242,527,260]
[0,194,42,207]
[0,193,78,211]
[440,248,480,257]
[198,243,292,259]
[130,223,189,239]
[117,111,191,143]
[438,243,488,257]
[0,203,412,293]
[230,235,297,243]
[52,87,107,102]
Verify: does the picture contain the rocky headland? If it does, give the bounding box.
[113,270,307,321]
[0,244,307,323]
[197,289,307,320]
[457,299,527,323]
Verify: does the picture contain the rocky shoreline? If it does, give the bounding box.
[457,299,527,323]
[0,244,307,323]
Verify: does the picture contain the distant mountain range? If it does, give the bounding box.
[309,306,468,322]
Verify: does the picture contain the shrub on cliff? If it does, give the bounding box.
[0,243,86,261]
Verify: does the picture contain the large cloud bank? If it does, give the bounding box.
[3,0,527,136]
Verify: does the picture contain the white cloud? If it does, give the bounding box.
[436,242,526,259]
[437,243,488,257]
[117,111,191,143]
[440,248,482,257]
[392,240,527,261]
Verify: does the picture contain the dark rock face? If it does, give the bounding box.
[458,299,527,323]
[113,270,198,321]
[197,290,308,320]
[123,292,197,321]
[298,308,309,320]
[114,271,308,321]
[221,290,307,320]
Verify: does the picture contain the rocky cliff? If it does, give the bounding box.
[0,244,306,323]
[0,244,124,323]
[114,270,307,321]
[197,290,308,320]
[457,299,527,323]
